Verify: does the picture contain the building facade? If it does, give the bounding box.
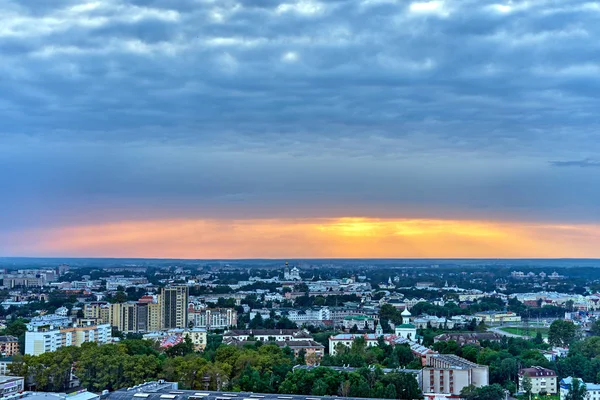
[0,376,24,398]
[519,367,557,394]
[188,308,237,330]
[0,336,19,357]
[161,286,189,329]
[223,329,312,343]
[421,354,489,396]
[560,377,600,400]
[395,309,417,340]
[473,311,521,324]
[343,315,375,331]
[25,323,112,356]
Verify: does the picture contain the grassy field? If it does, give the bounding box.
[515,394,559,400]
[499,326,549,338]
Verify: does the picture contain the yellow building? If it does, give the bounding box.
[473,311,521,324]
[148,302,162,331]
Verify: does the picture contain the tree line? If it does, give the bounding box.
[9,338,422,399]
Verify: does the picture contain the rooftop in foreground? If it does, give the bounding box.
[108,381,389,400]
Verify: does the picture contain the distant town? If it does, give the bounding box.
[1,259,600,400]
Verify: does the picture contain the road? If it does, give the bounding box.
[487,326,530,339]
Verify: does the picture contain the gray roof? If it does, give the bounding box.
[108,382,389,400]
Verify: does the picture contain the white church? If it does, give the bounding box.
[394,308,417,340]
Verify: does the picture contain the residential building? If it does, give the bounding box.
[25,323,112,355]
[161,286,189,329]
[519,366,557,394]
[121,302,138,334]
[275,340,325,364]
[421,354,489,396]
[83,302,109,321]
[26,314,71,331]
[143,328,207,351]
[187,308,237,330]
[433,332,503,346]
[0,359,12,376]
[343,315,375,331]
[329,333,387,355]
[147,302,162,331]
[0,337,19,357]
[560,377,600,400]
[285,307,332,326]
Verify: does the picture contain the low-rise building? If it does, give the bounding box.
[276,340,325,364]
[473,311,521,324]
[0,358,12,376]
[18,389,99,400]
[560,377,600,400]
[519,366,557,394]
[343,315,375,331]
[223,329,312,343]
[433,332,503,346]
[0,375,24,398]
[329,333,383,355]
[143,328,207,351]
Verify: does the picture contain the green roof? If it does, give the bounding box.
[396,324,416,329]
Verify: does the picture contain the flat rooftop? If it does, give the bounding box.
[0,375,23,384]
[108,382,388,400]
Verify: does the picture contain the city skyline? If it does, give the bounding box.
[2,0,600,257]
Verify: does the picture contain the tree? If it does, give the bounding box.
[565,378,587,400]
[3,319,28,337]
[383,383,396,399]
[166,336,195,357]
[296,349,306,365]
[111,291,128,304]
[591,320,600,336]
[548,320,577,347]
[460,384,505,400]
[521,375,532,397]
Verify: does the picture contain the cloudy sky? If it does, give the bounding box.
[1,0,600,258]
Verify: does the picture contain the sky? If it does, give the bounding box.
[1,0,600,258]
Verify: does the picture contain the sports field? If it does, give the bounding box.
[499,326,549,338]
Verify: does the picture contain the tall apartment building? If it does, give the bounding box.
[83,288,187,333]
[148,302,162,331]
[121,303,138,333]
[421,354,489,396]
[188,308,237,330]
[161,286,188,329]
[25,323,112,355]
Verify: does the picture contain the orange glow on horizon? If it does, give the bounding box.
[4,217,600,258]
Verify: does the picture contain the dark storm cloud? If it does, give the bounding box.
[1,0,600,231]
